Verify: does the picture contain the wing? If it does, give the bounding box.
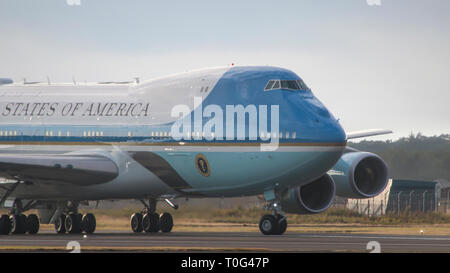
[346,129,393,140]
[0,153,119,186]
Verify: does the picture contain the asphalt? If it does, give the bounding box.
[0,231,449,252]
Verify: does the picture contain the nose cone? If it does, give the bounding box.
[285,93,347,144]
[314,118,347,144]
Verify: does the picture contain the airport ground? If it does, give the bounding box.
[0,204,449,252]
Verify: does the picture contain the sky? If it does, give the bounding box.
[0,0,449,141]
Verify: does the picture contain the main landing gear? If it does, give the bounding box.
[54,212,96,234]
[130,199,175,233]
[259,200,288,235]
[0,199,41,235]
[0,213,40,235]
[53,201,96,234]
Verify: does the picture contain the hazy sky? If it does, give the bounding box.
[0,0,449,141]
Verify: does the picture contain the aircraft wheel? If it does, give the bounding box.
[259,214,279,235]
[55,214,66,234]
[65,213,83,234]
[159,213,173,233]
[275,214,287,235]
[130,213,143,233]
[143,213,159,233]
[0,214,11,235]
[10,214,27,234]
[26,214,40,234]
[81,213,96,234]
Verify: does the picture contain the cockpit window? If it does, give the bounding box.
[281,80,300,90]
[272,80,280,89]
[264,80,275,91]
[296,79,310,90]
[264,79,309,91]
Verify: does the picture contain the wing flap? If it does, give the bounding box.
[0,154,119,186]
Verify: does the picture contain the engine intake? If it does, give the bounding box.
[330,151,389,199]
[280,174,335,214]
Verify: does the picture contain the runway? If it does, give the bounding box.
[0,231,449,252]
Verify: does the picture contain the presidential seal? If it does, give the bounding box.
[195,154,210,177]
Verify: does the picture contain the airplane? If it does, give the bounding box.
[0,66,391,236]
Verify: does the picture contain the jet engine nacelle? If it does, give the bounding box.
[280,174,335,215]
[330,151,389,199]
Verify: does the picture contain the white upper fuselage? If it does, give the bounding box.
[0,66,347,200]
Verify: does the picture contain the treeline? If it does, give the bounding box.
[348,133,450,181]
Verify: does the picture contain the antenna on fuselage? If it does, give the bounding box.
[134,77,140,84]
[72,76,77,85]
[47,76,51,85]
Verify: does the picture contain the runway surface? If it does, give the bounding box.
[0,231,449,252]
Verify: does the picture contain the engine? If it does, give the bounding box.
[329,151,389,199]
[280,174,335,214]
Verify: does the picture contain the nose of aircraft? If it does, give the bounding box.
[284,93,347,144]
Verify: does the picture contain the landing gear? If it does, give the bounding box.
[81,213,96,234]
[260,193,288,235]
[143,213,159,233]
[26,214,40,234]
[131,213,143,233]
[259,214,287,235]
[159,212,174,233]
[130,199,175,233]
[62,213,96,234]
[65,213,83,234]
[10,214,27,234]
[54,214,66,234]
[0,213,40,235]
[0,215,12,235]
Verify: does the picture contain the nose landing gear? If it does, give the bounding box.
[259,197,288,235]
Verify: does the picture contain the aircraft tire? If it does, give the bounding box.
[81,213,96,234]
[143,213,159,233]
[0,214,11,235]
[55,214,66,234]
[26,214,40,234]
[275,214,287,235]
[130,213,143,233]
[65,213,83,234]
[10,214,27,234]
[159,213,173,233]
[259,214,279,235]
